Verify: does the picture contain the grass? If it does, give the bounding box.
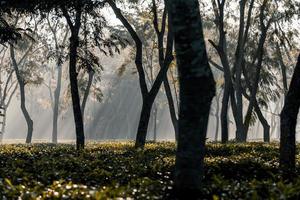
[0,142,300,199]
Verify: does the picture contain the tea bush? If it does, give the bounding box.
[0,142,300,199]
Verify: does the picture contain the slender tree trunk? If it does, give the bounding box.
[280,54,300,173]
[0,106,6,142]
[19,82,33,143]
[152,1,178,141]
[108,0,173,149]
[52,64,62,144]
[243,35,268,138]
[277,43,288,96]
[253,101,270,142]
[171,0,215,195]
[81,70,94,120]
[164,78,179,140]
[63,7,85,150]
[221,84,230,143]
[234,0,247,142]
[153,106,158,142]
[215,93,220,141]
[271,102,280,139]
[10,46,33,144]
[152,103,157,141]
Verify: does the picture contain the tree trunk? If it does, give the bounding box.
[152,2,178,141]
[280,54,300,173]
[152,103,158,141]
[10,45,33,144]
[20,82,33,144]
[277,43,288,96]
[221,84,230,143]
[171,0,216,195]
[215,93,220,141]
[108,0,173,149]
[0,106,6,142]
[63,7,85,150]
[253,101,270,143]
[69,33,85,150]
[164,78,179,141]
[52,64,62,144]
[81,70,94,120]
[135,98,153,148]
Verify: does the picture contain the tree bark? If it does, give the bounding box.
[171,0,215,195]
[280,54,300,173]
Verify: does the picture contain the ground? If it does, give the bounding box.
[0,142,300,199]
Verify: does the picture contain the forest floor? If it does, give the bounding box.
[0,142,300,199]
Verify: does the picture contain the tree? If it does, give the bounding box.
[0,47,18,141]
[107,0,174,149]
[119,1,179,141]
[171,0,215,195]
[61,2,85,150]
[0,17,22,44]
[208,0,296,143]
[280,54,300,174]
[43,15,69,144]
[9,15,45,143]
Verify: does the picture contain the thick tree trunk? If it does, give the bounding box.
[69,34,85,150]
[52,64,62,144]
[135,98,154,148]
[235,113,246,142]
[171,0,215,195]
[280,54,300,173]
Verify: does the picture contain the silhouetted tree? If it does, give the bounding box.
[107,0,173,149]
[61,3,85,150]
[171,0,215,195]
[280,54,300,174]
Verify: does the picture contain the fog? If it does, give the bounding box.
[1,50,286,143]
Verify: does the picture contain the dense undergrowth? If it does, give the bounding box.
[0,142,300,199]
